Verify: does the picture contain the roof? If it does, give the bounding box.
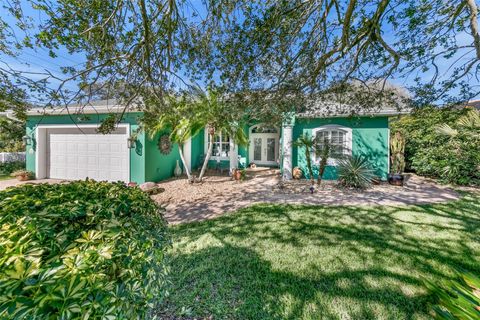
[296,81,411,118]
[296,101,410,118]
[466,100,480,110]
[26,99,140,116]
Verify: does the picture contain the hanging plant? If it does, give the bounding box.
[158,133,172,155]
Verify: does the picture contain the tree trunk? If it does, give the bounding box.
[305,146,314,185]
[317,144,330,185]
[178,143,193,183]
[197,132,214,182]
[317,157,328,185]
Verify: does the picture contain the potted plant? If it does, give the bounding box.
[389,131,406,186]
[233,168,247,181]
[11,170,34,181]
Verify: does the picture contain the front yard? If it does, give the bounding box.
[158,193,480,319]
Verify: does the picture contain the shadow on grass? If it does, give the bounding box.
[158,194,480,319]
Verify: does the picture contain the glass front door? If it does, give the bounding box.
[249,134,279,165]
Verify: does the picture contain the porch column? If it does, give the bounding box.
[229,139,238,173]
[282,125,293,180]
[183,137,192,172]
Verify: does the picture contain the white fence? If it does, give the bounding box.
[0,152,26,163]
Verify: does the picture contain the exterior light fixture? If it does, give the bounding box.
[127,136,136,149]
[22,135,32,146]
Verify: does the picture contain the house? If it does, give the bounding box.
[23,100,408,183]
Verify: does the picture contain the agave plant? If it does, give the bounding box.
[337,156,375,189]
[426,269,480,320]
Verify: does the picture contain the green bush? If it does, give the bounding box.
[0,160,25,176]
[391,106,480,186]
[0,181,170,319]
[337,156,375,189]
[426,269,480,319]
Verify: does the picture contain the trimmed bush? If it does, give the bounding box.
[391,106,480,186]
[0,160,25,176]
[0,180,170,319]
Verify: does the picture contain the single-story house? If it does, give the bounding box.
[23,100,408,183]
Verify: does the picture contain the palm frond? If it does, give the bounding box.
[456,109,480,128]
[436,124,458,137]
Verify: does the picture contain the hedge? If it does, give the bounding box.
[0,180,170,319]
[391,106,480,186]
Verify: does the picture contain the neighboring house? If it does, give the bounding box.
[22,100,408,184]
[465,99,480,110]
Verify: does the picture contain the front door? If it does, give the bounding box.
[249,133,279,166]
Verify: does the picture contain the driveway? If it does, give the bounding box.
[152,168,462,225]
[0,178,64,190]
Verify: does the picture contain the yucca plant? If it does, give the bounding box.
[426,269,480,319]
[337,156,375,189]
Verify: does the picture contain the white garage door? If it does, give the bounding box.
[47,129,129,182]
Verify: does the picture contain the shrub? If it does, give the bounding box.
[337,156,375,189]
[0,160,25,176]
[391,106,480,186]
[0,180,170,319]
[426,269,480,319]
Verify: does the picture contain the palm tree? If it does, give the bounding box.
[293,134,315,185]
[315,137,331,185]
[436,108,480,138]
[192,87,248,182]
[143,97,203,182]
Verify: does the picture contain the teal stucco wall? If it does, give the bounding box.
[26,112,158,184]
[292,116,389,180]
[145,130,181,182]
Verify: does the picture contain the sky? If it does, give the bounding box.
[1,0,479,105]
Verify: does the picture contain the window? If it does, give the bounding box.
[312,125,352,163]
[206,130,230,159]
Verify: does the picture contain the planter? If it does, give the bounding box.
[388,173,404,186]
[233,169,241,181]
[16,175,30,181]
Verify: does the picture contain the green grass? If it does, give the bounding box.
[158,193,480,319]
[0,174,12,181]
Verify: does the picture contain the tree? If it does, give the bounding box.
[1,0,480,119]
[192,88,248,182]
[0,116,24,152]
[316,138,331,185]
[142,95,203,182]
[293,135,316,185]
[199,0,480,105]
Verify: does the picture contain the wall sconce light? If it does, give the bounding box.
[127,136,137,149]
[22,135,32,146]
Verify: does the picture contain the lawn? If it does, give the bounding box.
[158,193,480,319]
[0,174,12,181]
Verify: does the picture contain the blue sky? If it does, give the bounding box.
[1,0,478,104]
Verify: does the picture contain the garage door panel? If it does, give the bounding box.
[48,131,129,182]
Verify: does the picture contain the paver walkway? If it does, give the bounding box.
[152,168,462,224]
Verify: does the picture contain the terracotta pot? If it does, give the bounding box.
[388,174,404,186]
[16,175,29,181]
[292,167,303,179]
[234,169,242,180]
